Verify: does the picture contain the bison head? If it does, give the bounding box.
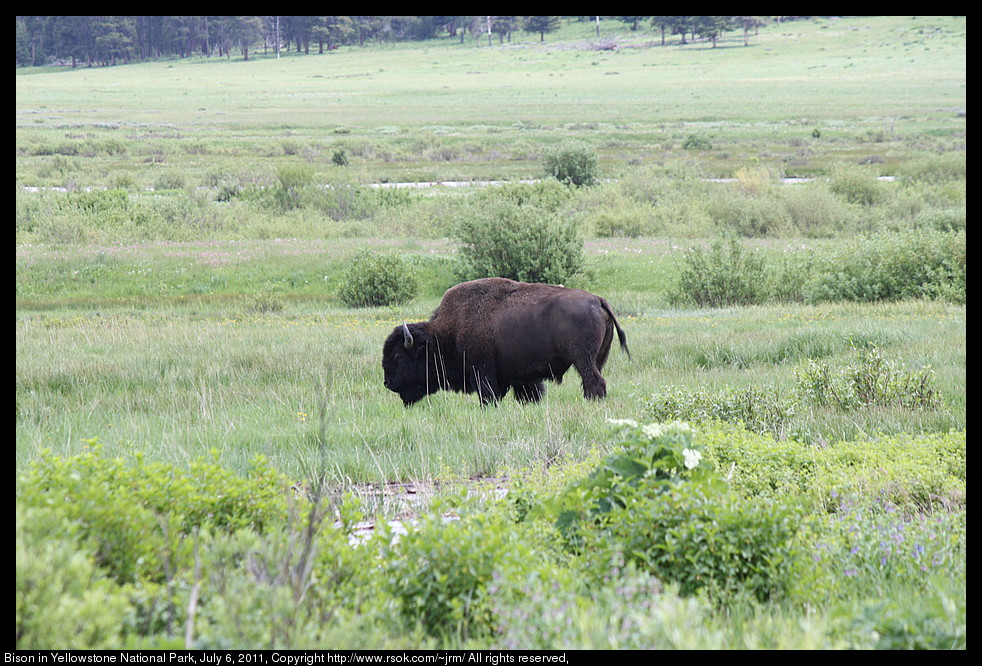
[381,322,439,406]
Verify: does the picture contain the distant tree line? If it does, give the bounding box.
[15,16,800,67]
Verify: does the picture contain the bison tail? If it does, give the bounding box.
[601,299,631,361]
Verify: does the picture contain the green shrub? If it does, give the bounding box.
[670,238,768,307]
[216,179,242,202]
[583,192,660,237]
[802,229,965,304]
[453,184,585,285]
[541,141,600,188]
[672,229,967,305]
[642,344,944,441]
[898,151,966,185]
[795,344,941,410]
[604,481,799,601]
[17,445,297,584]
[642,384,798,439]
[706,189,790,238]
[833,577,966,649]
[828,162,885,206]
[332,148,350,167]
[337,250,419,307]
[796,490,966,623]
[381,509,535,641]
[548,421,800,602]
[479,180,573,211]
[272,164,315,211]
[682,134,713,150]
[196,505,394,650]
[153,171,187,191]
[68,187,130,214]
[915,206,966,233]
[492,566,716,649]
[778,181,858,237]
[244,290,286,314]
[697,421,965,512]
[16,503,131,649]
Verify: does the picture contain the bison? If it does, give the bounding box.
[382,277,630,406]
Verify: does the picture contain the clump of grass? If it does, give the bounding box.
[642,384,798,439]
[795,343,940,411]
[245,290,285,315]
[643,343,945,441]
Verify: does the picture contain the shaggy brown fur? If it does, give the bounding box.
[382,277,629,406]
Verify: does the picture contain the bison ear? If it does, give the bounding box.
[401,322,414,350]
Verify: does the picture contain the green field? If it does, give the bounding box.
[17,15,966,187]
[15,238,967,479]
[16,16,966,650]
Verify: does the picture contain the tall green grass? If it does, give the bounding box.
[16,286,965,480]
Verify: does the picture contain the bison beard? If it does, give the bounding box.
[382,277,629,406]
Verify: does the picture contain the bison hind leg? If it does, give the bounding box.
[577,366,607,400]
[513,380,546,403]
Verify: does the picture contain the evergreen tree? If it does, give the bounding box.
[522,16,560,42]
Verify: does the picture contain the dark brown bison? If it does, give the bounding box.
[382,277,629,406]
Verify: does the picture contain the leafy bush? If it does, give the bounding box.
[697,421,965,513]
[643,344,945,441]
[11,421,966,649]
[670,230,965,307]
[642,384,797,439]
[332,148,349,167]
[492,567,716,649]
[682,134,713,150]
[381,505,539,641]
[802,229,965,304]
[795,344,940,410]
[272,164,314,211]
[833,576,966,649]
[69,188,130,213]
[777,181,858,237]
[706,188,790,237]
[453,183,585,285]
[337,250,419,307]
[605,480,800,601]
[545,421,801,602]
[245,290,286,315]
[541,141,600,188]
[897,151,966,185]
[806,497,965,604]
[16,503,132,649]
[828,162,885,206]
[17,445,297,584]
[195,505,400,650]
[585,193,659,237]
[670,238,768,306]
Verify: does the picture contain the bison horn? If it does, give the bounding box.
[402,322,414,350]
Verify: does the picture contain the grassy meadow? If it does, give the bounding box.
[16,16,966,649]
[15,238,966,481]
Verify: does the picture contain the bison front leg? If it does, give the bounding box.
[470,367,506,405]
